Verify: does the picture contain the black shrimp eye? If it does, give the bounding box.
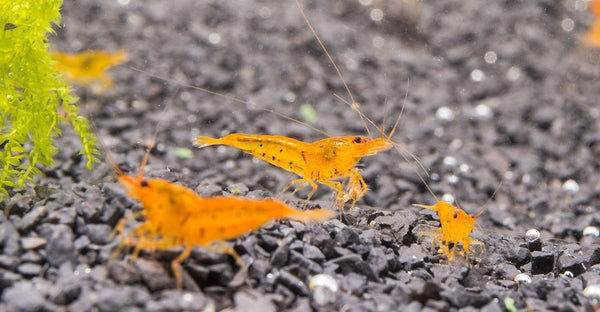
[453,211,458,218]
[140,180,149,187]
[353,137,363,143]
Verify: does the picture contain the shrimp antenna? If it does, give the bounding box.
[89,118,124,177]
[295,0,373,139]
[475,175,505,217]
[128,66,332,137]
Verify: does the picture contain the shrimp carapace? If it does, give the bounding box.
[50,50,127,92]
[193,133,393,210]
[112,146,334,289]
[413,201,482,261]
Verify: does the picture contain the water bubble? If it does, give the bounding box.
[484,51,497,64]
[562,271,574,278]
[436,106,455,121]
[372,36,384,48]
[208,33,221,45]
[470,69,485,82]
[434,127,444,137]
[474,103,493,119]
[561,18,575,32]
[117,0,130,5]
[370,9,384,21]
[359,0,373,6]
[459,163,470,173]
[447,174,459,184]
[506,66,522,81]
[562,179,579,193]
[284,91,296,103]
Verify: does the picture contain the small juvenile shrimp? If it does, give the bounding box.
[50,50,127,92]
[111,144,334,289]
[413,201,482,260]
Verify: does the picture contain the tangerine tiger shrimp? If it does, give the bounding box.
[110,142,334,289]
[191,0,428,211]
[413,179,504,261]
[50,50,127,92]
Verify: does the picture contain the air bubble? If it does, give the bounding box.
[470,69,485,82]
[208,33,221,45]
[484,51,497,64]
[525,228,540,241]
[561,18,575,32]
[474,104,493,119]
[562,179,579,193]
[370,9,384,21]
[514,273,532,284]
[583,226,600,237]
[436,106,454,122]
[441,193,455,203]
[506,66,522,81]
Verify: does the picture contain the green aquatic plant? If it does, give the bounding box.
[0,0,99,198]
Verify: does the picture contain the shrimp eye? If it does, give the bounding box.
[453,211,458,218]
[140,180,149,187]
[353,137,363,143]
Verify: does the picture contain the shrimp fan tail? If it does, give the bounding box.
[286,208,335,223]
[193,136,221,148]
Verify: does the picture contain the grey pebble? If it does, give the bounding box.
[531,251,554,275]
[18,205,47,232]
[234,289,276,312]
[40,224,75,266]
[85,224,113,245]
[135,258,174,291]
[0,255,19,270]
[289,250,322,273]
[20,236,47,250]
[302,244,326,262]
[2,281,49,312]
[279,269,309,296]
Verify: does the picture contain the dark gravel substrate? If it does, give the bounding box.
[2,0,600,311]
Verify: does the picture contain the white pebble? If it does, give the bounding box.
[435,106,455,122]
[447,174,459,184]
[370,9,384,21]
[441,193,455,204]
[562,179,579,194]
[562,271,574,278]
[208,33,221,45]
[309,274,338,293]
[443,156,457,167]
[583,226,600,237]
[514,273,532,284]
[474,104,493,119]
[525,229,540,241]
[583,284,600,298]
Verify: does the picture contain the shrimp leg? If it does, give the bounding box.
[171,244,193,289]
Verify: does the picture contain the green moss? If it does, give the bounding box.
[0,0,99,198]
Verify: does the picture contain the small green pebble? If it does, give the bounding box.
[300,104,318,124]
[504,297,516,312]
[174,147,194,159]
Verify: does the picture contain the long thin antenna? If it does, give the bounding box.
[294,0,373,139]
[475,176,505,217]
[128,66,331,137]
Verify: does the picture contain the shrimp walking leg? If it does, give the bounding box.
[171,244,193,289]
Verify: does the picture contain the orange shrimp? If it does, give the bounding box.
[111,144,334,289]
[583,0,600,48]
[413,201,482,260]
[50,50,127,92]
[194,133,393,210]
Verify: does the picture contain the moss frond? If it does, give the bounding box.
[0,0,99,198]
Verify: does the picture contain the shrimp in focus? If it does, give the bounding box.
[111,145,334,289]
[413,201,482,260]
[50,50,127,92]
[194,133,393,210]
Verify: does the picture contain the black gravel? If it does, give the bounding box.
[2,0,600,311]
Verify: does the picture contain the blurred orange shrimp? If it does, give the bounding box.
[110,143,334,289]
[582,0,600,48]
[50,50,127,92]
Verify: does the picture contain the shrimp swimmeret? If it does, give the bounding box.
[111,144,334,289]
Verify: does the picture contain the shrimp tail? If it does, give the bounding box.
[286,208,335,223]
[193,136,221,148]
[413,203,434,210]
